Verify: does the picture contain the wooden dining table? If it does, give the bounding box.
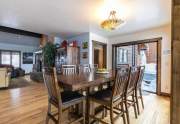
[57,70,115,91]
[57,70,116,123]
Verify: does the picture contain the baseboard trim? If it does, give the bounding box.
[160,92,171,97]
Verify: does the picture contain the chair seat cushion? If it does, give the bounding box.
[61,91,85,108]
[89,89,112,105]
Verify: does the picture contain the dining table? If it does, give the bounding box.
[57,70,116,123]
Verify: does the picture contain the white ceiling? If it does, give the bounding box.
[0,0,171,38]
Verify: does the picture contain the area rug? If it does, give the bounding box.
[8,76,37,89]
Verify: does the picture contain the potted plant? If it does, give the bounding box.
[42,42,56,67]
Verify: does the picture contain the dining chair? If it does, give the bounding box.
[116,64,130,73]
[43,67,85,124]
[78,64,91,97]
[89,64,100,91]
[62,65,76,75]
[124,66,140,124]
[107,65,130,90]
[78,64,91,95]
[135,66,145,115]
[55,62,61,74]
[90,64,98,71]
[62,64,80,113]
[79,64,91,73]
[88,68,131,124]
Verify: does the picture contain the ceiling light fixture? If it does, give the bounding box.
[101,10,124,31]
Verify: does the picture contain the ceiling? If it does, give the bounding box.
[0,0,171,38]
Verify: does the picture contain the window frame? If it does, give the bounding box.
[116,48,128,64]
[0,50,21,68]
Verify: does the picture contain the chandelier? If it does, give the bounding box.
[101,11,124,30]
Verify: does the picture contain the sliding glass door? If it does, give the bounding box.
[113,42,158,93]
[114,45,139,68]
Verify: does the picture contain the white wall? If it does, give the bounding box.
[67,32,109,65]
[67,33,89,64]
[0,31,40,73]
[108,24,171,94]
[89,32,109,65]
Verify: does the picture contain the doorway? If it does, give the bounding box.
[93,41,107,68]
[138,42,157,93]
[112,38,161,94]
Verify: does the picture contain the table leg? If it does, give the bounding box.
[86,87,90,124]
[85,87,96,124]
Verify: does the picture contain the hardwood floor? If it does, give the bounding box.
[0,84,170,124]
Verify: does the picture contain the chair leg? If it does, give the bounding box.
[121,103,126,124]
[58,105,62,124]
[135,90,140,115]
[45,115,49,124]
[82,100,86,124]
[110,106,114,124]
[46,103,51,124]
[132,94,138,119]
[104,107,108,117]
[125,100,130,124]
[88,100,91,124]
[68,108,71,121]
[139,89,144,109]
[102,108,105,119]
[102,106,108,119]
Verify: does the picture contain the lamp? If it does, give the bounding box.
[101,11,124,30]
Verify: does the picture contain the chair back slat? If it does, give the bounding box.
[127,66,140,93]
[90,64,98,71]
[116,64,130,75]
[79,64,91,73]
[112,67,131,101]
[137,66,145,89]
[62,65,76,75]
[43,68,61,104]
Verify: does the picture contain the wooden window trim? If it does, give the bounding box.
[112,37,162,95]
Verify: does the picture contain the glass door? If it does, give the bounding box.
[114,45,134,68]
[136,43,157,93]
[113,42,157,93]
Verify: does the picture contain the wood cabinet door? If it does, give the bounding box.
[67,47,80,65]
[67,47,72,65]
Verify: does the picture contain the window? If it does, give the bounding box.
[117,48,128,64]
[1,51,11,65]
[0,50,21,68]
[12,52,20,67]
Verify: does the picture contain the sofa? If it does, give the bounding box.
[0,64,25,78]
[0,68,11,88]
[11,68,25,78]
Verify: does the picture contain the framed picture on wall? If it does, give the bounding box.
[82,52,88,59]
[23,52,33,64]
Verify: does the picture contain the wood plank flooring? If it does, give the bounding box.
[0,84,170,124]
